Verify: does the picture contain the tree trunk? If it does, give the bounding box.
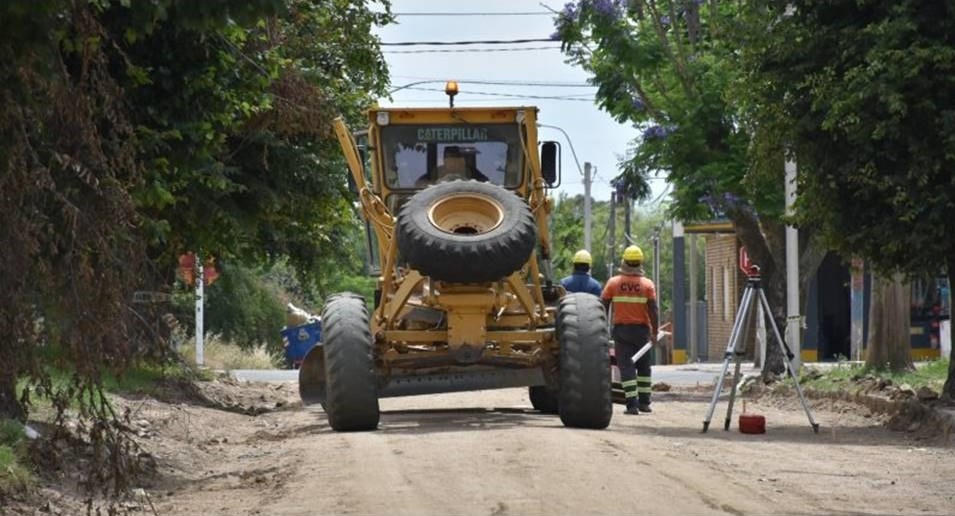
[0,373,24,421]
[942,258,955,400]
[865,272,913,372]
[727,206,787,376]
[0,307,27,421]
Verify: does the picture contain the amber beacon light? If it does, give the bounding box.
[445,80,459,108]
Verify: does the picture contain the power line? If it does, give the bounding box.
[384,98,586,103]
[385,46,561,54]
[392,75,596,88]
[393,11,552,16]
[538,123,585,177]
[391,76,595,87]
[388,79,595,95]
[402,87,594,101]
[645,184,673,207]
[381,38,554,46]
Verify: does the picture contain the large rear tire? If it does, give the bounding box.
[322,293,379,431]
[396,180,536,283]
[557,293,612,429]
[529,385,559,414]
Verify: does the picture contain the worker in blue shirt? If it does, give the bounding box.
[560,250,603,296]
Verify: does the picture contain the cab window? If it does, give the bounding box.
[381,124,523,189]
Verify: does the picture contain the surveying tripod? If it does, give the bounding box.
[702,266,820,433]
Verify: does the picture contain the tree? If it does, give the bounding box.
[0,0,149,423]
[110,0,392,276]
[551,193,675,312]
[0,0,392,424]
[741,1,955,394]
[866,274,913,372]
[553,0,826,374]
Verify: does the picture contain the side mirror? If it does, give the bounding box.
[541,141,560,187]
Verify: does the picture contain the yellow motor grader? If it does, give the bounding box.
[299,86,612,431]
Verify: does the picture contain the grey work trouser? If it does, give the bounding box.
[613,324,652,405]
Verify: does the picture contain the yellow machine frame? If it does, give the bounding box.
[301,105,564,404]
[337,107,557,356]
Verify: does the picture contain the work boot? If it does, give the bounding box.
[638,402,652,413]
[625,400,640,415]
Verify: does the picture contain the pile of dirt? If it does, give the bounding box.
[137,372,301,416]
[756,369,955,442]
[1,376,300,515]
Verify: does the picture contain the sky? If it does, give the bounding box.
[372,0,670,206]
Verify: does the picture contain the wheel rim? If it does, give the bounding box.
[427,193,505,235]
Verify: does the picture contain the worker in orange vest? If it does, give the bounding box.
[601,245,659,415]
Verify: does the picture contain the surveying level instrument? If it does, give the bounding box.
[702,262,820,434]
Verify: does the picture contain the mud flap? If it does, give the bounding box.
[298,344,326,406]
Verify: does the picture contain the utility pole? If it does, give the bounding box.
[195,254,205,367]
[652,226,662,365]
[607,192,617,278]
[785,158,801,370]
[623,191,632,244]
[688,233,698,362]
[652,227,661,300]
[672,221,686,363]
[850,258,865,361]
[583,162,592,252]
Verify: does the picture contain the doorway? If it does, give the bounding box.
[816,253,851,360]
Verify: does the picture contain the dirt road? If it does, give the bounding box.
[109,383,954,516]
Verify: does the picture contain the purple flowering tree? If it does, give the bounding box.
[552,0,829,375]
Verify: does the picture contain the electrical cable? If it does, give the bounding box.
[391,75,593,87]
[384,46,562,54]
[387,80,595,95]
[393,11,552,16]
[400,86,594,101]
[537,123,585,176]
[381,38,555,46]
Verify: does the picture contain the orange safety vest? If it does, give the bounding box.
[601,273,656,326]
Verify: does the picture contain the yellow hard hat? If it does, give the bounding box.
[572,249,592,266]
[622,245,644,262]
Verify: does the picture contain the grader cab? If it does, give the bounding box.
[299,96,612,431]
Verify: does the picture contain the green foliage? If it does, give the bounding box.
[742,1,955,277]
[17,360,204,414]
[550,193,587,273]
[1,0,393,496]
[179,339,278,371]
[551,194,675,312]
[802,359,948,394]
[0,419,33,495]
[101,361,203,393]
[202,263,286,352]
[553,1,777,222]
[171,214,378,358]
[740,0,955,394]
[0,419,25,447]
[325,274,378,310]
[109,0,393,278]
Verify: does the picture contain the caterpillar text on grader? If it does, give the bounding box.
[299,84,612,431]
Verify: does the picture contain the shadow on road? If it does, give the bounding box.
[376,406,560,434]
[290,405,563,435]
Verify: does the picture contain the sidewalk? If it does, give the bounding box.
[652,361,863,386]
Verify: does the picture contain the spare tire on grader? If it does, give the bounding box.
[397,180,536,284]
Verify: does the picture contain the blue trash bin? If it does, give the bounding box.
[281,320,321,369]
